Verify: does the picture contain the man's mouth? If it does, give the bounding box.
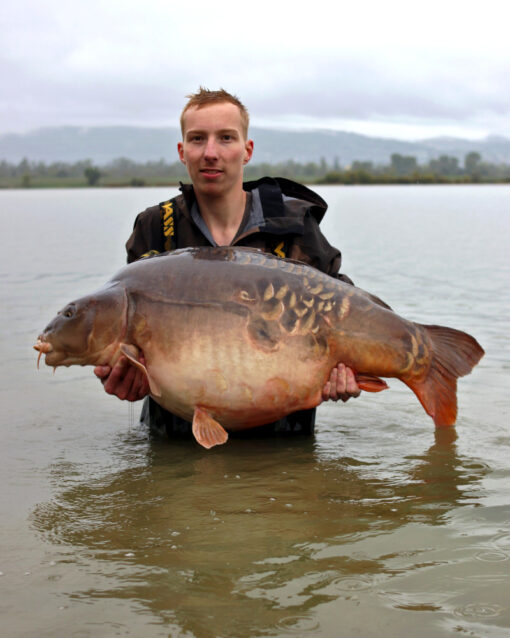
[200,169,223,177]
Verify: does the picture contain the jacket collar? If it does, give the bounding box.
[178,176,327,236]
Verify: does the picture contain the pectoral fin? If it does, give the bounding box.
[354,374,389,393]
[119,343,161,398]
[192,407,229,449]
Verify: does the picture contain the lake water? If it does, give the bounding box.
[1,185,509,637]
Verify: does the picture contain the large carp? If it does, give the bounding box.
[34,247,484,448]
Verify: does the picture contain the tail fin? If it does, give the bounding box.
[404,325,484,426]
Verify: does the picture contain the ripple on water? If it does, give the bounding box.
[494,533,510,553]
[454,602,504,619]
[331,576,373,592]
[276,615,320,633]
[475,550,509,563]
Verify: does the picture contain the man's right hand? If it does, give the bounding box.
[94,356,150,401]
[321,363,361,403]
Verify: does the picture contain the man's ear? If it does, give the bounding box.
[177,142,186,165]
[243,139,254,165]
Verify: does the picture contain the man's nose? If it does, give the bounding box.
[203,137,219,160]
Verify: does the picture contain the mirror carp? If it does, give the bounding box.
[34,247,484,448]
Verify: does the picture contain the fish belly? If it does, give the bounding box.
[143,315,327,430]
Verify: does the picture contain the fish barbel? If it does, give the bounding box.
[34,247,484,448]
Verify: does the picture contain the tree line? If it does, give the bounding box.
[1,152,509,187]
[319,152,510,184]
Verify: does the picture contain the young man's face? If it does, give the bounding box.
[178,102,254,199]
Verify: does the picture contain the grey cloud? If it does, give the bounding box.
[1,5,509,138]
[243,53,510,127]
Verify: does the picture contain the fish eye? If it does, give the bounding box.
[62,305,75,319]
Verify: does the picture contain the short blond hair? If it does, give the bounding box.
[180,87,250,139]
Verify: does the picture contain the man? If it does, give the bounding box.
[95,88,360,437]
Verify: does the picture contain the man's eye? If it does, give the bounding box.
[222,135,232,141]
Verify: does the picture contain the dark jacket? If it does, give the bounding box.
[126,177,352,282]
[126,177,352,438]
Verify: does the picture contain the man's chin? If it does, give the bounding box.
[195,180,228,197]
[198,174,225,188]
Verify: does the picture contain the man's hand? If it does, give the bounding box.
[94,356,150,402]
[321,363,361,403]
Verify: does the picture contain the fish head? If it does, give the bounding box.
[34,285,127,368]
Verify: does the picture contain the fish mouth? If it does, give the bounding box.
[33,337,53,369]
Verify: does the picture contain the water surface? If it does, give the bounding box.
[1,185,509,637]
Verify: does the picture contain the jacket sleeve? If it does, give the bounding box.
[125,205,165,264]
[289,211,354,284]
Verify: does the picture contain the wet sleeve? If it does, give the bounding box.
[125,206,164,264]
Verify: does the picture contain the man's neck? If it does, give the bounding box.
[195,188,247,246]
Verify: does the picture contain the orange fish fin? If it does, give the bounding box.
[119,343,161,398]
[405,325,484,427]
[192,407,229,449]
[405,367,458,426]
[354,374,389,393]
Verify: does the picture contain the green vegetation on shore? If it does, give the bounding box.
[1,152,509,189]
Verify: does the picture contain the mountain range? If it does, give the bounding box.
[1,126,509,166]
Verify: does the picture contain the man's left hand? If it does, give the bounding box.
[321,363,361,403]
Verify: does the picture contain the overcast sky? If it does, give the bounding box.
[2,0,509,140]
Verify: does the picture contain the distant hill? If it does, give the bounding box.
[1,126,509,166]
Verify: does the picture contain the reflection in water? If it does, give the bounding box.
[30,427,490,637]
